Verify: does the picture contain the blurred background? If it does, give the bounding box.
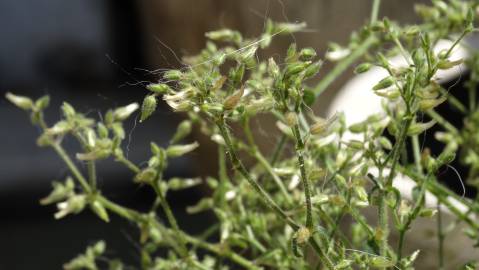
[0,0,436,268]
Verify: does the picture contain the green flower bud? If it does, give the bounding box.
[170,120,192,144]
[140,95,157,123]
[407,120,436,135]
[268,57,280,78]
[134,168,157,184]
[5,92,33,110]
[163,69,182,81]
[147,83,171,94]
[310,118,328,135]
[419,96,446,111]
[299,47,317,61]
[354,63,372,74]
[90,200,110,222]
[166,141,199,158]
[47,121,72,135]
[97,123,109,138]
[369,257,394,268]
[62,102,76,119]
[35,95,50,110]
[419,208,437,218]
[275,22,306,34]
[304,61,323,78]
[285,61,310,77]
[205,29,242,44]
[40,177,75,205]
[113,103,139,121]
[437,59,463,69]
[372,76,394,90]
[54,194,87,219]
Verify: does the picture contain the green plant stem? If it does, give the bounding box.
[243,116,291,202]
[216,118,298,229]
[151,177,189,258]
[370,0,381,25]
[411,135,422,173]
[437,201,445,270]
[98,194,259,270]
[427,109,459,134]
[270,134,287,166]
[253,149,292,203]
[183,233,261,270]
[313,34,377,98]
[439,88,467,114]
[292,123,313,229]
[51,143,92,193]
[115,154,141,173]
[216,117,334,269]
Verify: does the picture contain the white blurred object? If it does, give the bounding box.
[326,40,479,268]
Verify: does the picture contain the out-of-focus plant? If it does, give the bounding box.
[6,0,479,269]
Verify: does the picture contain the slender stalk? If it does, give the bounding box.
[370,0,381,25]
[216,118,298,229]
[216,117,335,269]
[115,154,141,173]
[437,201,445,270]
[411,135,422,173]
[51,143,91,193]
[427,109,459,134]
[313,35,377,98]
[292,123,313,229]
[151,178,189,257]
[270,134,287,166]
[253,149,292,203]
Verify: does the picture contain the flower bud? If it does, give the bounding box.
[62,102,76,119]
[90,200,110,222]
[113,103,139,121]
[5,92,33,111]
[35,95,50,110]
[304,61,322,78]
[268,57,280,78]
[47,121,72,135]
[54,194,87,219]
[163,70,182,81]
[205,29,242,44]
[437,59,463,70]
[170,120,192,144]
[419,96,446,111]
[369,257,394,268]
[166,142,199,158]
[147,83,171,94]
[372,76,394,90]
[285,61,310,77]
[299,47,317,61]
[407,120,436,135]
[140,95,157,122]
[354,63,372,74]
[134,168,157,184]
[40,177,75,205]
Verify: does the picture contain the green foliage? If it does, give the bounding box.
[6,0,479,269]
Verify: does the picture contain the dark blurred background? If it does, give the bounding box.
[0,0,428,268]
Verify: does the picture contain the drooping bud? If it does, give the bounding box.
[437,59,463,70]
[5,92,33,111]
[419,96,446,111]
[166,142,199,158]
[140,95,157,122]
[113,103,139,121]
[61,102,76,119]
[310,117,328,135]
[304,61,323,78]
[170,120,192,144]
